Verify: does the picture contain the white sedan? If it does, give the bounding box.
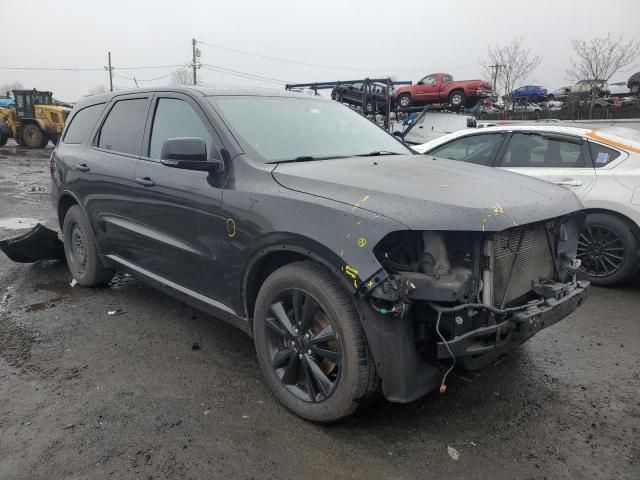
[413,125,640,285]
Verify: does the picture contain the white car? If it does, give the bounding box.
[609,81,631,96]
[414,125,640,285]
[513,102,541,113]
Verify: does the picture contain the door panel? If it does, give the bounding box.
[78,95,151,262]
[415,75,439,102]
[130,94,227,300]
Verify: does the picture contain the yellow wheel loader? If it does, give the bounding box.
[0,89,71,148]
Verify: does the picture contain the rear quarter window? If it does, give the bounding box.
[62,103,105,144]
[589,142,621,167]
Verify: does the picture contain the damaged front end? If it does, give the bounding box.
[0,224,65,263]
[358,213,589,403]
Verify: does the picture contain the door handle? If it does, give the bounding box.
[135,177,155,187]
[554,179,582,186]
[75,163,90,172]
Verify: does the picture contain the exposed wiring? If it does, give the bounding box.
[435,311,456,393]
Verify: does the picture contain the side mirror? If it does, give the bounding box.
[417,81,424,85]
[160,137,223,173]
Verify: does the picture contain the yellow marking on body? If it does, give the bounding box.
[367,279,374,289]
[357,237,367,248]
[226,218,236,238]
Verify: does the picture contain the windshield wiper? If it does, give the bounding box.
[268,155,346,164]
[355,151,402,157]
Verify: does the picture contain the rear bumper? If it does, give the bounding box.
[436,280,589,370]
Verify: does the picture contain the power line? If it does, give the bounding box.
[0,63,190,72]
[196,39,478,73]
[201,65,290,84]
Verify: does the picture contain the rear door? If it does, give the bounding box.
[129,92,228,300]
[496,131,596,199]
[83,94,152,261]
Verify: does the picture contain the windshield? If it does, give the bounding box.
[210,96,411,162]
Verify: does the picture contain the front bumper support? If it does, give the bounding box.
[436,281,589,370]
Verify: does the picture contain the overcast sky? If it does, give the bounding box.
[3,0,639,101]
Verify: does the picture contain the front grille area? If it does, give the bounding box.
[493,220,556,306]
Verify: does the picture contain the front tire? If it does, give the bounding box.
[577,213,639,286]
[23,124,46,148]
[0,132,7,147]
[253,261,378,422]
[630,83,639,95]
[63,205,114,286]
[398,93,412,108]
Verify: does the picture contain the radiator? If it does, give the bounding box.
[492,220,556,306]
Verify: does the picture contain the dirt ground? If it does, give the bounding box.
[0,140,638,480]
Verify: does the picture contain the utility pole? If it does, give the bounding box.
[489,63,504,96]
[192,38,197,86]
[106,52,114,92]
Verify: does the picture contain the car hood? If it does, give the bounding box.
[271,155,583,232]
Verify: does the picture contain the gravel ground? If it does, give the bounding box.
[0,140,638,480]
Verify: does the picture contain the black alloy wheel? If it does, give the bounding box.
[253,261,379,422]
[265,288,342,403]
[576,213,638,285]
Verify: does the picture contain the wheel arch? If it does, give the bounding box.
[582,207,640,242]
[57,191,82,230]
[242,239,357,324]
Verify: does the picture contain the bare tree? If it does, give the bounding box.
[481,37,541,107]
[170,68,192,86]
[1,81,24,96]
[566,34,640,98]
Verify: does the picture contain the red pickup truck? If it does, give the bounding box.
[394,73,492,108]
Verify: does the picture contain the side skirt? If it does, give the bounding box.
[105,254,252,336]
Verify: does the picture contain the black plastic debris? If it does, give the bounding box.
[0,224,65,263]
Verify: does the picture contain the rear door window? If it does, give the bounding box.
[148,98,214,160]
[500,133,584,168]
[428,134,503,166]
[588,142,621,167]
[63,103,105,144]
[97,98,149,155]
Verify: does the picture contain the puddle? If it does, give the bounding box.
[0,217,40,230]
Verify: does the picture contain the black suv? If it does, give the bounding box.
[50,86,588,422]
[331,81,392,113]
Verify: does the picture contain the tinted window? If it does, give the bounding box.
[63,103,105,144]
[429,134,503,166]
[97,98,148,155]
[589,142,621,167]
[442,75,453,83]
[502,133,584,168]
[149,98,214,160]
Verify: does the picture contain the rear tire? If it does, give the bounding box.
[63,205,114,286]
[449,90,466,108]
[0,132,7,147]
[577,213,639,286]
[23,124,46,149]
[253,261,378,422]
